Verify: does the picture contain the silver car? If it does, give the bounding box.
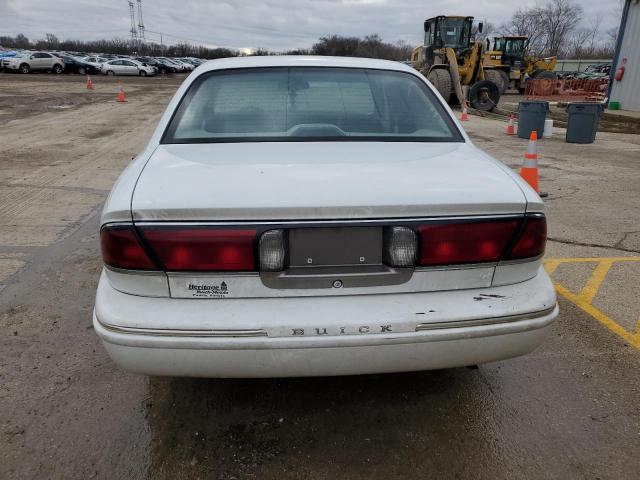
[101,58,156,76]
[1,51,64,74]
[94,56,558,378]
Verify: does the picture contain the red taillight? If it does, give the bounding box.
[100,225,157,270]
[417,220,519,266]
[139,227,257,272]
[509,215,547,259]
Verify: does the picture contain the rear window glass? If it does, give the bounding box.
[163,67,462,143]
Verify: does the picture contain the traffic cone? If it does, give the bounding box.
[117,85,126,103]
[86,75,94,90]
[505,114,515,135]
[520,130,539,192]
[460,102,469,121]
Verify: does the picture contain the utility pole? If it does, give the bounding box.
[128,1,137,44]
[137,0,145,41]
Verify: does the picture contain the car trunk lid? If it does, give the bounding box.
[131,142,527,221]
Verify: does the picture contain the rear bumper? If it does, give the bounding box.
[94,267,558,377]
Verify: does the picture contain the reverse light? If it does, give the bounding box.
[100,225,157,270]
[259,229,286,271]
[384,226,418,267]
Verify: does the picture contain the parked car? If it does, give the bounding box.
[1,51,64,74]
[100,58,156,76]
[158,57,188,72]
[134,57,170,74]
[177,58,198,69]
[61,56,101,75]
[82,56,109,69]
[150,57,179,73]
[175,58,195,71]
[94,56,558,378]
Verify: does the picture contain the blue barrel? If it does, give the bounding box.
[517,101,549,139]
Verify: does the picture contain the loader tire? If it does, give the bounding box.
[484,69,508,94]
[499,70,510,93]
[428,69,452,103]
[532,70,556,80]
[469,80,500,112]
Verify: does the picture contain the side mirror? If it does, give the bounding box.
[478,22,484,34]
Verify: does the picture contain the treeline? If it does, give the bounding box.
[501,0,619,58]
[0,32,413,61]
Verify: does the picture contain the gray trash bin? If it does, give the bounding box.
[517,101,549,139]
[565,102,605,144]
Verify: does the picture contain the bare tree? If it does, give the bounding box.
[502,6,546,55]
[539,0,583,56]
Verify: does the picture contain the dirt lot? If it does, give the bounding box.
[1,73,639,480]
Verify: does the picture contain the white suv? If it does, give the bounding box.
[2,51,64,74]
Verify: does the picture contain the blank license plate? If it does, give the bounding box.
[288,227,382,267]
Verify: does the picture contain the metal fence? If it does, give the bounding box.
[554,59,611,72]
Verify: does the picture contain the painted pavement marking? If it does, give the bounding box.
[544,257,640,349]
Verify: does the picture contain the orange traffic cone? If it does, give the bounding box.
[505,114,515,135]
[460,102,469,121]
[86,75,94,90]
[520,130,539,192]
[117,85,126,103]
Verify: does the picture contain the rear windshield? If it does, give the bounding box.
[162,67,462,143]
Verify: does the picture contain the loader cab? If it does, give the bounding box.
[423,16,476,66]
[492,36,528,68]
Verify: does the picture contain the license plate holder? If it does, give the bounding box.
[288,227,382,267]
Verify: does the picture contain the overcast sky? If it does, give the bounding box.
[0,0,624,51]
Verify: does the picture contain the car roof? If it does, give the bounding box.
[196,55,414,74]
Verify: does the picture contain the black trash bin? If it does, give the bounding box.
[565,102,605,144]
[517,101,549,139]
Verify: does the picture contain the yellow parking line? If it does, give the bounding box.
[544,260,561,276]
[578,260,613,304]
[543,257,640,350]
[553,282,640,349]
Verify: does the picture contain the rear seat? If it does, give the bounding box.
[204,110,387,135]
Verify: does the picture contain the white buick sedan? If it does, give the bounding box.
[94,56,558,378]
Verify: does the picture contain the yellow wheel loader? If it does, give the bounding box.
[411,15,501,111]
[482,36,557,94]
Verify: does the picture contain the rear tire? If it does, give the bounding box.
[427,69,452,103]
[484,69,508,95]
[469,80,500,112]
[20,63,30,74]
[532,70,556,80]
[499,70,510,93]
